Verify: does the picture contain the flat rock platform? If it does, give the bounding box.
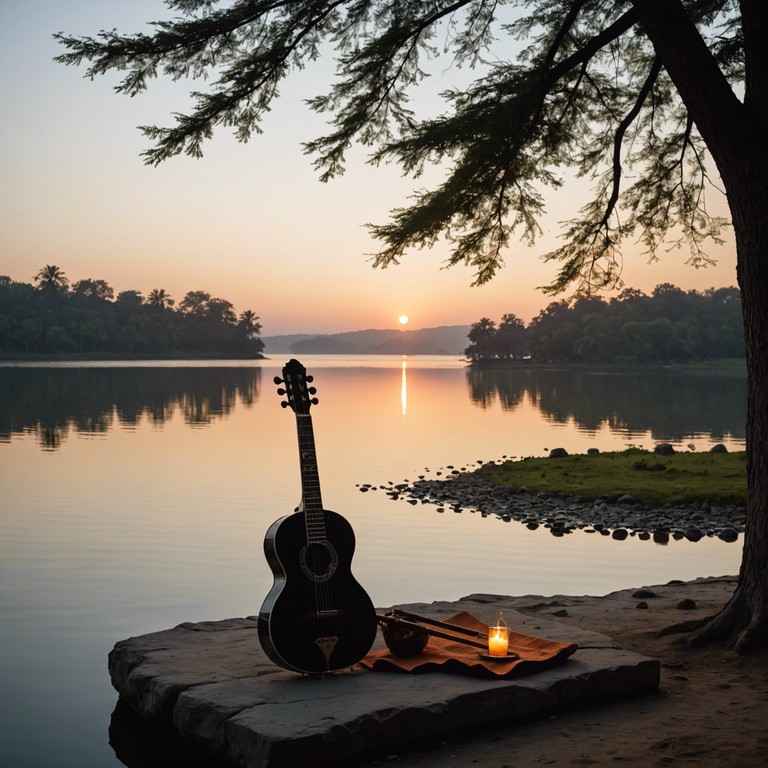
[108,595,660,767]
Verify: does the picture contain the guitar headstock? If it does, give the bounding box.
[275,358,318,414]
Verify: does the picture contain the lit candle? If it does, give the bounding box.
[488,625,509,656]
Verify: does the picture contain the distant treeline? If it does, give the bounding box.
[466,284,744,364]
[0,266,264,357]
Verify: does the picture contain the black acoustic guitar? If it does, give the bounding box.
[257,359,377,674]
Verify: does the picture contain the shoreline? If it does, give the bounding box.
[381,471,746,543]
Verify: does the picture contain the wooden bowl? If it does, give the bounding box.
[379,614,430,657]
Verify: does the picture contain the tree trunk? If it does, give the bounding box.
[694,185,768,652]
[631,0,768,650]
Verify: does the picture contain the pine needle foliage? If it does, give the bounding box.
[54,0,740,293]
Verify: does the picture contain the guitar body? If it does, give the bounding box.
[258,508,377,674]
[257,359,377,674]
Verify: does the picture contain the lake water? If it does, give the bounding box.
[0,355,747,767]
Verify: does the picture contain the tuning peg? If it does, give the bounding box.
[308,387,317,395]
[273,376,283,385]
[277,388,286,396]
[306,375,314,383]
[311,397,319,405]
[281,401,289,408]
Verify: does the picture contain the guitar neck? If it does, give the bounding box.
[295,413,326,541]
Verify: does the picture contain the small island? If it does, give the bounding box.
[381,447,746,544]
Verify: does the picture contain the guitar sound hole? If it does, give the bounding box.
[299,542,339,582]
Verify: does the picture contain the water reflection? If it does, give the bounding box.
[0,362,747,452]
[467,367,746,441]
[0,367,261,450]
[401,359,407,415]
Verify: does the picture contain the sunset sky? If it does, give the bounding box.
[1,1,739,336]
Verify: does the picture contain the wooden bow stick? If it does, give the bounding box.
[377,609,488,650]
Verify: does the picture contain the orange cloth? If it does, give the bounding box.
[360,611,577,679]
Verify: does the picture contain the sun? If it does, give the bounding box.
[398,314,409,325]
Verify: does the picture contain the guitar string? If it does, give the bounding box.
[298,415,334,616]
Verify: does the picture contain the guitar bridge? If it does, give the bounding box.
[303,608,343,619]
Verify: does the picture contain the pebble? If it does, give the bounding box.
[376,469,745,542]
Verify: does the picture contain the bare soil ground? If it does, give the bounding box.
[343,576,768,768]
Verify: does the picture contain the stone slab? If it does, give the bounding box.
[108,597,660,767]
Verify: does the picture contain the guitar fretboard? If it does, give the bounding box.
[296,414,327,543]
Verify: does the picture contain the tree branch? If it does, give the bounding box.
[602,58,662,232]
[545,6,639,90]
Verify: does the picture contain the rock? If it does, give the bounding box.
[587,448,600,455]
[107,607,661,768]
[677,599,697,610]
[710,443,729,453]
[612,529,628,540]
[636,602,648,610]
[549,448,569,458]
[632,589,658,599]
[386,470,746,542]
[654,443,676,455]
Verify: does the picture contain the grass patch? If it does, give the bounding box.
[478,448,747,506]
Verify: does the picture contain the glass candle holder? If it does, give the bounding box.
[488,625,510,656]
